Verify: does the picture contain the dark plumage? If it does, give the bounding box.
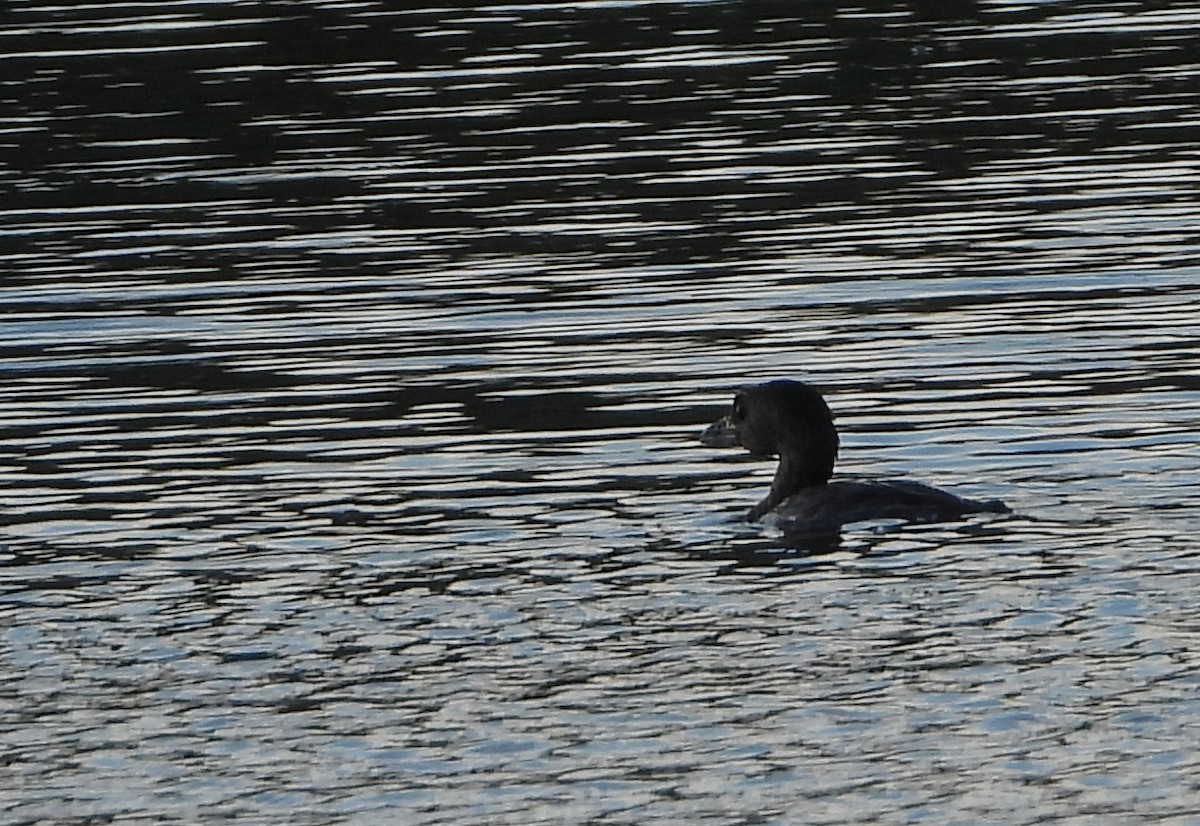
[701,379,1008,531]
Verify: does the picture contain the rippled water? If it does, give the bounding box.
[3,1,1200,822]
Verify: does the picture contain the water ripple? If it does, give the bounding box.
[3,1,1200,823]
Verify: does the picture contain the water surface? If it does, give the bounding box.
[2,1,1200,823]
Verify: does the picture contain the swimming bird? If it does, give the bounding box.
[701,379,1008,532]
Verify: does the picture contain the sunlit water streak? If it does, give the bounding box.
[2,1,1200,823]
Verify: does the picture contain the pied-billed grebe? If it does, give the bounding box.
[701,379,1008,531]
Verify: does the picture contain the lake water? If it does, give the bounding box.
[3,1,1200,822]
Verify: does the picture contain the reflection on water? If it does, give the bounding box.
[3,1,1200,822]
